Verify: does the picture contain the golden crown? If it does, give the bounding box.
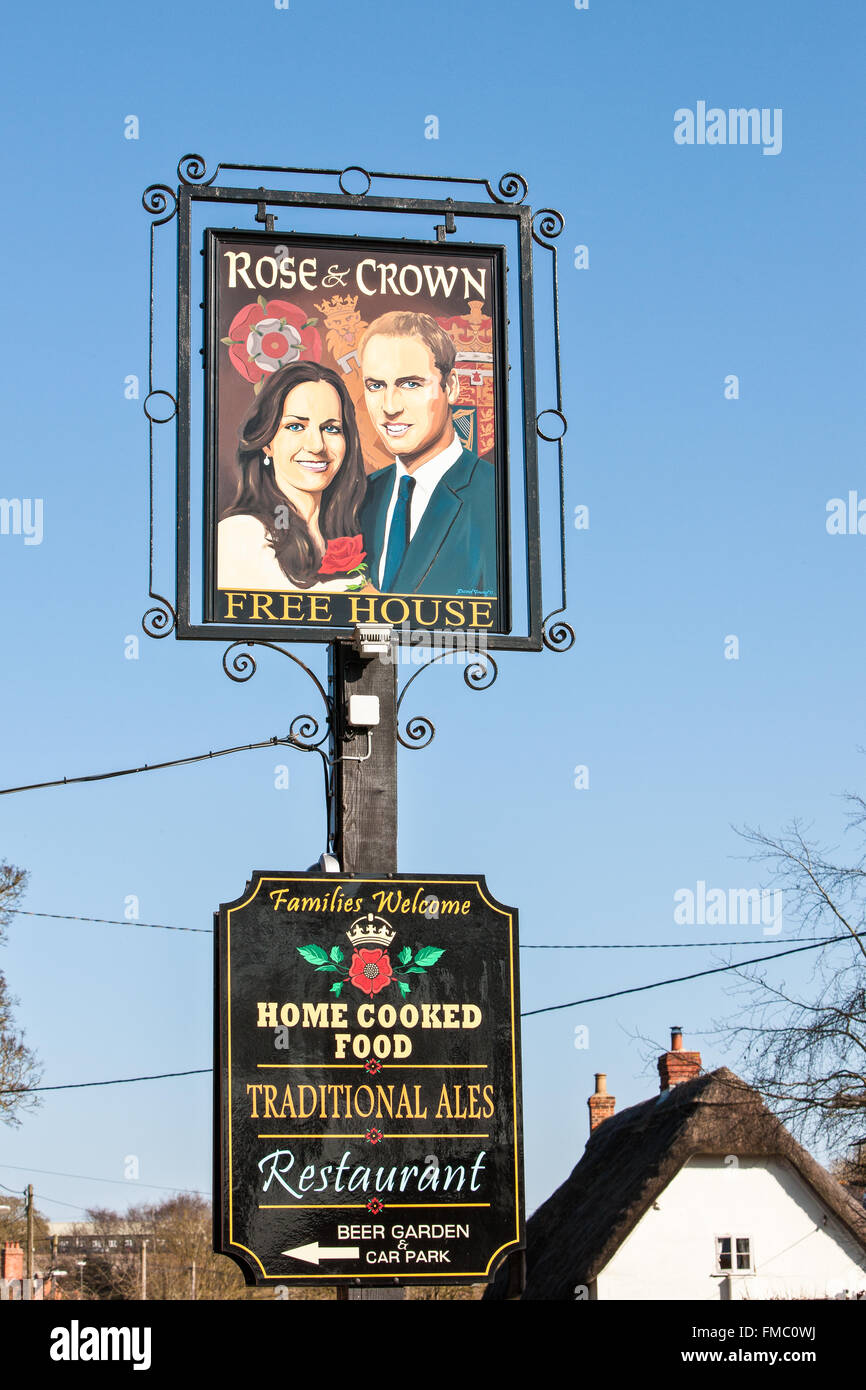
[315,293,359,316]
[346,912,396,950]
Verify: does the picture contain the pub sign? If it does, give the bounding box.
[205,233,510,638]
[214,871,524,1285]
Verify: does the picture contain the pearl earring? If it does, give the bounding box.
[263,454,272,467]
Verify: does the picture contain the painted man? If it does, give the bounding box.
[358,311,497,597]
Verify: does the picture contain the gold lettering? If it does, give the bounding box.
[469,600,494,628]
[302,1002,329,1028]
[297,1085,318,1120]
[309,595,332,623]
[250,592,275,621]
[380,597,410,624]
[435,1084,453,1118]
[279,594,305,621]
[347,594,379,624]
[223,591,247,619]
[411,597,442,627]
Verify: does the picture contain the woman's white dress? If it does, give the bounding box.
[217,515,359,593]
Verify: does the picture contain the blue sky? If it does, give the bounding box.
[0,0,864,1231]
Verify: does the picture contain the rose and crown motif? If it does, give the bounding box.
[296,912,444,1001]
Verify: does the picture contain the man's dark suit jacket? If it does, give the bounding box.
[360,445,497,597]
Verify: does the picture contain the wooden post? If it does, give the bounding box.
[330,639,398,875]
[26,1184,33,1283]
[330,637,403,1301]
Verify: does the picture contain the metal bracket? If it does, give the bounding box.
[434,207,456,242]
[327,730,373,768]
[255,201,276,233]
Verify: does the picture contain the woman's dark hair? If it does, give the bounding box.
[222,361,366,588]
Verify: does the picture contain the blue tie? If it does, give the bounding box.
[381,475,415,591]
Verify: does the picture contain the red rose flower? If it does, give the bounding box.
[319,535,366,576]
[367,1198,384,1214]
[366,1128,383,1145]
[364,1058,383,1076]
[348,948,393,997]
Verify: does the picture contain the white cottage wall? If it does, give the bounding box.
[594,1155,866,1300]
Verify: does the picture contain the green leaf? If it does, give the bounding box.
[413,946,445,968]
[403,965,427,975]
[220,337,235,345]
[257,295,268,310]
[330,945,344,963]
[303,317,318,327]
[298,944,330,965]
[315,963,337,972]
[398,946,412,966]
[330,982,344,998]
[397,980,411,999]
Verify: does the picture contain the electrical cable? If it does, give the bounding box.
[1,933,854,1094]
[0,1162,210,1199]
[0,733,295,796]
[8,909,846,951]
[520,933,850,1017]
[10,909,209,934]
[0,1069,210,1095]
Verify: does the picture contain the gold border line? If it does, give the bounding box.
[218,589,499,604]
[509,911,520,1242]
[260,1202,491,1210]
[256,1133,490,1140]
[255,876,507,913]
[225,873,521,1274]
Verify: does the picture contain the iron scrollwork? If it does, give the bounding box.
[396,649,499,751]
[530,206,574,653]
[142,156,572,652]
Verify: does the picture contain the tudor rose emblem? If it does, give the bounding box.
[296,912,445,1000]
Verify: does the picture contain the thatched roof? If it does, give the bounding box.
[486,1067,866,1301]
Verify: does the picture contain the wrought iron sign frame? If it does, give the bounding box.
[141,156,573,657]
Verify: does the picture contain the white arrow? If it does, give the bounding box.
[282,1242,360,1266]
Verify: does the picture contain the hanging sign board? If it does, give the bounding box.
[214,871,523,1286]
[204,232,511,639]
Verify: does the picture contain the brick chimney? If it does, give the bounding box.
[658,1027,701,1091]
[1,1241,24,1281]
[588,1072,616,1133]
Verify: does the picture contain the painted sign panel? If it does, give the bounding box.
[214,871,523,1285]
[204,233,510,638]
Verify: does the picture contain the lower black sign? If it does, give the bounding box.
[214,871,523,1285]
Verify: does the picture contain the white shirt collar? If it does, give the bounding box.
[394,433,464,498]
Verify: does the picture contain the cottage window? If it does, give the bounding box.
[716,1235,752,1272]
